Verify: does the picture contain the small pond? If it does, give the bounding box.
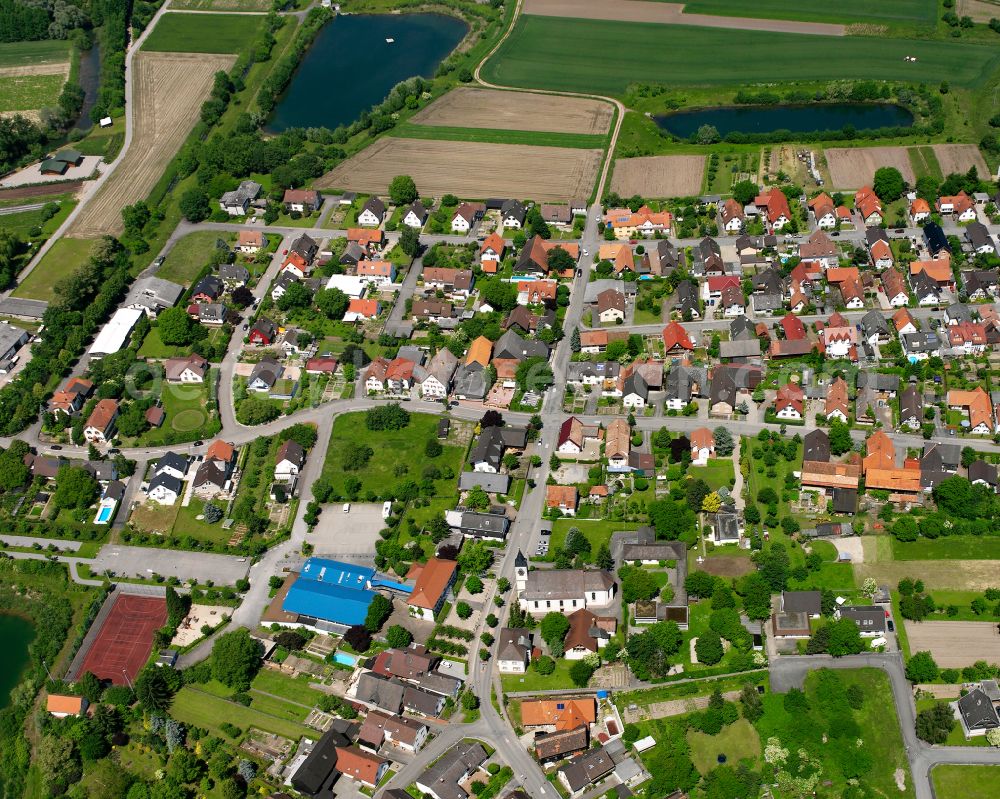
[0,614,35,710]
[267,13,468,132]
[655,103,914,138]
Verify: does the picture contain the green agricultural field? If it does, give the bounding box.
[0,200,75,241]
[320,412,466,500]
[0,39,70,67]
[393,122,607,149]
[142,13,264,54]
[0,74,67,112]
[681,0,935,26]
[483,17,1000,95]
[158,230,230,285]
[12,236,94,302]
[890,535,1000,560]
[931,764,1000,798]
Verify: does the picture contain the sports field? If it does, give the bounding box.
[76,593,167,685]
[482,17,1000,94]
[142,12,263,53]
[681,0,935,26]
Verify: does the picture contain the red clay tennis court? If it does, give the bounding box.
[78,593,168,685]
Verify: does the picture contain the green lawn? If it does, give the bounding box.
[931,765,1000,798]
[127,378,221,447]
[0,39,70,67]
[320,412,465,500]
[483,17,1000,95]
[0,200,75,241]
[502,658,576,693]
[687,458,735,492]
[142,13,264,54]
[394,122,607,149]
[0,74,66,112]
[251,668,327,705]
[13,237,94,302]
[249,691,310,722]
[159,231,229,285]
[170,686,313,740]
[687,718,761,775]
[172,499,231,545]
[681,0,935,25]
[891,535,1000,560]
[547,518,641,564]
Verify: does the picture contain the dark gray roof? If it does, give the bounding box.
[837,605,886,633]
[923,442,960,471]
[831,488,858,514]
[969,459,998,486]
[291,726,352,795]
[856,372,900,392]
[494,329,548,361]
[803,429,830,462]
[355,672,405,713]
[782,590,821,615]
[418,741,487,799]
[249,358,281,389]
[865,226,890,247]
[558,747,615,793]
[966,221,996,253]
[459,511,510,539]
[663,363,705,402]
[458,471,511,494]
[924,222,950,254]
[861,310,889,338]
[899,385,922,423]
[453,362,487,400]
[148,472,183,497]
[957,688,1000,731]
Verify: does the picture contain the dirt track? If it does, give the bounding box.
[317,137,602,201]
[825,146,915,189]
[522,0,845,36]
[411,87,613,134]
[67,52,234,238]
[905,621,1000,668]
[611,155,705,198]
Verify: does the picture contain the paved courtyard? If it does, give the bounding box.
[92,544,249,585]
[308,502,384,557]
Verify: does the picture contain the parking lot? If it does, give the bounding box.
[308,502,385,558]
[91,544,249,585]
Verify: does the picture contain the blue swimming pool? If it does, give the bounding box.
[96,506,113,523]
[333,651,357,667]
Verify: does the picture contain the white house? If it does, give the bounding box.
[147,473,182,505]
[274,440,306,483]
[357,197,386,227]
[515,560,616,616]
[497,627,532,674]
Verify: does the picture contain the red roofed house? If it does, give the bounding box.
[84,399,119,444]
[819,322,859,359]
[910,198,931,224]
[546,484,578,516]
[603,205,672,239]
[704,274,740,305]
[780,313,806,341]
[283,189,321,213]
[936,191,976,222]
[893,308,917,334]
[281,250,310,280]
[480,232,505,272]
[774,382,805,420]
[237,230,266,254]
[335,746,388,789]
[344,298,381,321]
[754,187,792,231]
[406,558,457,620]
[662,321,694,352]
[949,321,989,354]
[46,694,88,718]
[305,357,338,375]
[854,186,883,226]
[881,269,909,307]
[825,376,850,422]
[808,193,836,229]
[690,427,715,466]
[517,279,557,306]
[357,260,395,286]
[947,387,995,434]
[870,238,894,270]
[720,198,744,232]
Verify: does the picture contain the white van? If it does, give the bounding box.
[382,501,392,520]
[343,503,351,513]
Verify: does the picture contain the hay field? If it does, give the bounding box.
[904,621,1000,668]
[316,137,601,201]
[932,144,990,177]
[959,0,1000,23]
[610,155,705,198]
[854,558,1000,591]
[68,53,234,238]
[825,146,915,189]
[410,87,613,135]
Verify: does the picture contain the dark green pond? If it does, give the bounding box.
[656,103,914,138]
[268,13,468,132]
[0,615,35,710]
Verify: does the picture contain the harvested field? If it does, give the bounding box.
[316,137,601,201]
[411,87,613,134]
[698,554,755,579]
[0,62,69,79]
[610,155,705,198]
[68,52,234,237]
[904,621,1000,668]
[854,559,1000,591]
[825,146,914,189]
[959,0,1000,23]
[172,0,271,8]
[932,144,990,177]
[522,0,845,35]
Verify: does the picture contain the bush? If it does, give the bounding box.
[534,655,555,675]
[456,602,472,620]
